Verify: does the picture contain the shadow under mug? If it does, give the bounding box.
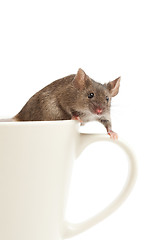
[0,120,137,240]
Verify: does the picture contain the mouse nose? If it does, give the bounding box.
[95,108,103,115]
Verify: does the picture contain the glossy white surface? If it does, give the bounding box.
[0,121,136,240]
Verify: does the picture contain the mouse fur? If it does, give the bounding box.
[13,68,120,139]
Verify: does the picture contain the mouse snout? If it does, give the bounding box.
[95,108,103,115]
[90,102,105,115]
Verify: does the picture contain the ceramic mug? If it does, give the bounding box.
[0,120,137,240]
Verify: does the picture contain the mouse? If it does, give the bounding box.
[5,68,121,139]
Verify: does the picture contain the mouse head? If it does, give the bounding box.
[72,68,120,116]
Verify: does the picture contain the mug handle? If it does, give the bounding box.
[63,133,137,239]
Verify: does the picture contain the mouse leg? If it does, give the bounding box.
[99,119,118,140]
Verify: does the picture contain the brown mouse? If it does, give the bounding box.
[12,68,120,139]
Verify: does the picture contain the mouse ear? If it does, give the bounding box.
[105,76,121,97]
[73,68,89,90]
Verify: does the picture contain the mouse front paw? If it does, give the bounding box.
[71,115,83,123]
[108,130,118,140]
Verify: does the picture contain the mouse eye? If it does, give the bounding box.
[106,96,109,102]
[88,93,94,98]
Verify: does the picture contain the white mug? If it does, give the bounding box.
[0,120,137,240]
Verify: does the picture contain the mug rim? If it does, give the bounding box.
[0,119,77,126]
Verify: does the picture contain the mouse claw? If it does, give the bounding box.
[108,130,118,140]
[71,116,83,123]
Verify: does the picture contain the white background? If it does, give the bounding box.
[0,0,160,239]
